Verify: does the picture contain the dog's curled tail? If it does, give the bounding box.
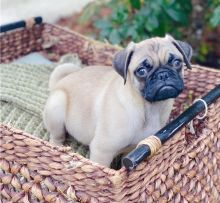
[49,63,81,90]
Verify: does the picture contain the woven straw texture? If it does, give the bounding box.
[0,22,220,202]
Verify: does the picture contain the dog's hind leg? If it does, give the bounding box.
[43,90,66,146]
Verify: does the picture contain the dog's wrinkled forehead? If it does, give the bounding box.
[130,36,182,69]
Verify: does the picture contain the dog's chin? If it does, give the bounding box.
[144,85,183,102]
[154,85,181,101]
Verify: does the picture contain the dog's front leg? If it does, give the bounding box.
[89,127,132,167]
[89,139,116,167]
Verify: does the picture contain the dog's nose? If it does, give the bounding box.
[157,71,169,81]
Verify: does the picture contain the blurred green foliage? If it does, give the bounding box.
[79,0,220,66]
[80,0,220,45]
[94,0,192,45]
[207,0,220,27]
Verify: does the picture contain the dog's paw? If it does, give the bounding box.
[49,139,64,146]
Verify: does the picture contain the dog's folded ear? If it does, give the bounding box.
[165,34,193,69]
[176,41,193,60]
[113,42,135,84]
[172,40,193,69]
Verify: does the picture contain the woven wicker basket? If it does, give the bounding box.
[0,17,220,203]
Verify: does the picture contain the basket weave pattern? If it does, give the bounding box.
[0,23,220,202]
[0,24,118,66]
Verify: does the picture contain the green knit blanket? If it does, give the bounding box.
[0,62,89,158]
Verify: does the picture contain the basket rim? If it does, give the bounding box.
[44,22,122,50]
[191,64,220,73]
[0,123,119,174]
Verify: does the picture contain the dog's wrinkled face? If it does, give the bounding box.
[113,35,192,102]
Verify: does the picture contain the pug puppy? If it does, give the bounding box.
[43,35,192,167]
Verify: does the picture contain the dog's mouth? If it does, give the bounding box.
[144,84,183,102]
[143,68,184,102]
[154,85,181,101]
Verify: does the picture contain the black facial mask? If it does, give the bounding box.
[143,67,184,102]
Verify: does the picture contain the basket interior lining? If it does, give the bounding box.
[0,61,90,159]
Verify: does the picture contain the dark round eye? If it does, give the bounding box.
[136,67,148,77]
[173,59,182,67]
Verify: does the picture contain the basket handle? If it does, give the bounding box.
[0,16,42,33]
[122,85,220,170]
